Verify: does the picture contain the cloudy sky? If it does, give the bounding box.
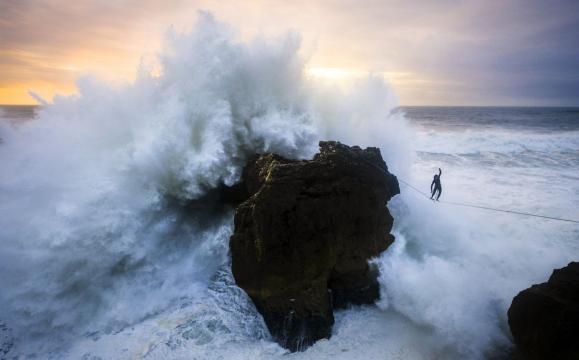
[1,0,578,105]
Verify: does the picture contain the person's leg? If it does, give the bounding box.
[436,187,442,200]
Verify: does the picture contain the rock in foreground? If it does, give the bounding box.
[508,262,579,360]
[230,141,399,351]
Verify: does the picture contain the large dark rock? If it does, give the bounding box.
[230,141,399,351]
[508,262,579,360]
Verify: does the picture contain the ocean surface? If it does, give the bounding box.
[1,17,578,360]
[1,103,578,359]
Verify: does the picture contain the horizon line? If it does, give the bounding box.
[2,103,579,108]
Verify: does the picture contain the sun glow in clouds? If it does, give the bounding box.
[307,67,367,80]
[306,67,420,91]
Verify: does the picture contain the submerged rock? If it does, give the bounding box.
[230,141,399,351]
[508,262,579,360]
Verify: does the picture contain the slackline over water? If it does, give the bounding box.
[359,158,579,224]
[397,177,579,224]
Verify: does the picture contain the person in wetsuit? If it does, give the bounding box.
[431,168,442,201]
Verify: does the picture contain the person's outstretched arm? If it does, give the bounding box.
[438,168,442,178]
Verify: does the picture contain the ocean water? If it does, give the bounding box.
[1,14,579,360]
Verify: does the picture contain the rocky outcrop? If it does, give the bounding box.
[508,262,579,360]
[230,141,399,351]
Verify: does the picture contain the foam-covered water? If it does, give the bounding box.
[1,13,578,360]
[379,107,579,358]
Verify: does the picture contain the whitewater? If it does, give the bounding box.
[1,13,578,360]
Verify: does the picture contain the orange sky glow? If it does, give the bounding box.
[1,0,578,106]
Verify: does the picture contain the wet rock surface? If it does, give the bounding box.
[230,141,399,351]
[508,262,579,360]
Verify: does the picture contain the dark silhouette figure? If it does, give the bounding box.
[431,168,442,201]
